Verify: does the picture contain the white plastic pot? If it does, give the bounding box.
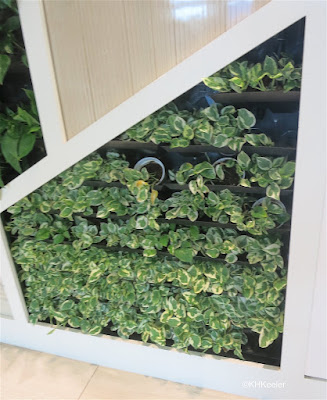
[134,157,165,184]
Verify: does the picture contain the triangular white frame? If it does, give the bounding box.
[1,1,326,398]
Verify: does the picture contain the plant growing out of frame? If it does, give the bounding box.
[0,0,44,187]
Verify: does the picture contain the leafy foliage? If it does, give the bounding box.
[119,102,272,152]
[10,239,286,356]
[170,152,296,200]
[0,0,43,187]
[203,54,302,93]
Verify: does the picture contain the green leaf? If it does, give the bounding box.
[259,326,278,348]
[60,207,73,218]
[274,277,287,291]
[182,125,194,140]
[14,107,39,126]
[168,115,186,132]
[88,267,103,283]
[279,161,296,177]
[189,333,201,349]
[212,134,230,148]
[202,76,229,91]
[144,249,157,257]
[0,55,11,85]
[193,278,208,294]
[18,132,36,158]
[257,157,272,171]
[263,56,278,77]
[175,248,193,263]
[168,317,181,327]
[178,269,191,285]
[53,234,65,244]
[135,215,148,229]
[170,138,190,148]
[237,151,251,169]
[237,108,256,129]
[1,132,21,173]
[266,182,280,200]
[202,105,220,122]
[88,326,102,335]
[35,228,50,241]
[264,243,280,255]
[3,16,20,32]
[221,105,236,115]
[225,253,238,264]
[60,299,75,311]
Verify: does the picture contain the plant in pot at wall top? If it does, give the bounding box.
[202,54,302,93]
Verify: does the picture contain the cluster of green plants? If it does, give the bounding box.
[119,102,273,152]
[169,151,296,200]
[5,143,289,359]
[7,161,290,237]
[203,54,302,93]
[0,89,42,186]
[0,0,43,187]
[59,152,159,204]
[163,190,289,235]
[0,0,24,83]
[11,240,286,356]
[7,195,285,268]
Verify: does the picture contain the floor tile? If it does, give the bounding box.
[80,366,250,400]
[0,343,97,400]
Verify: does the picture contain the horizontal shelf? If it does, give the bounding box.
[163,145,296,156]
[165,183,293,196]
[64,241,259,266]
[211,90,301,104]
[104,141,296,157]
[83,180,293,197]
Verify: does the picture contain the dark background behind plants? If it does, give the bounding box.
[0,0,46,187]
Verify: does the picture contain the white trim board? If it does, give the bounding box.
[1,318,326,400]
[1,0,326,398]
[17,0,66,156]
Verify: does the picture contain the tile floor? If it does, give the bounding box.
[0,343,251,400]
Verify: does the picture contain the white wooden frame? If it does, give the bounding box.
[1,1,326,398]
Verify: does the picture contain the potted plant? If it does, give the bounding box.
[134,157,165,184]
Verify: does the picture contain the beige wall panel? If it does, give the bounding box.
[123,1,157,93]
[173,0,227,63]
[43,0,95,137]
[150,1,177,78]
[78,1,134,121]
[44,0,271,140]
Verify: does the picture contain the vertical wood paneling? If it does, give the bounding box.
[123,1,157,93]
[77,1,134,121]
[44,0,271,139]
[150,1,177,77]
[43,0,95,137]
